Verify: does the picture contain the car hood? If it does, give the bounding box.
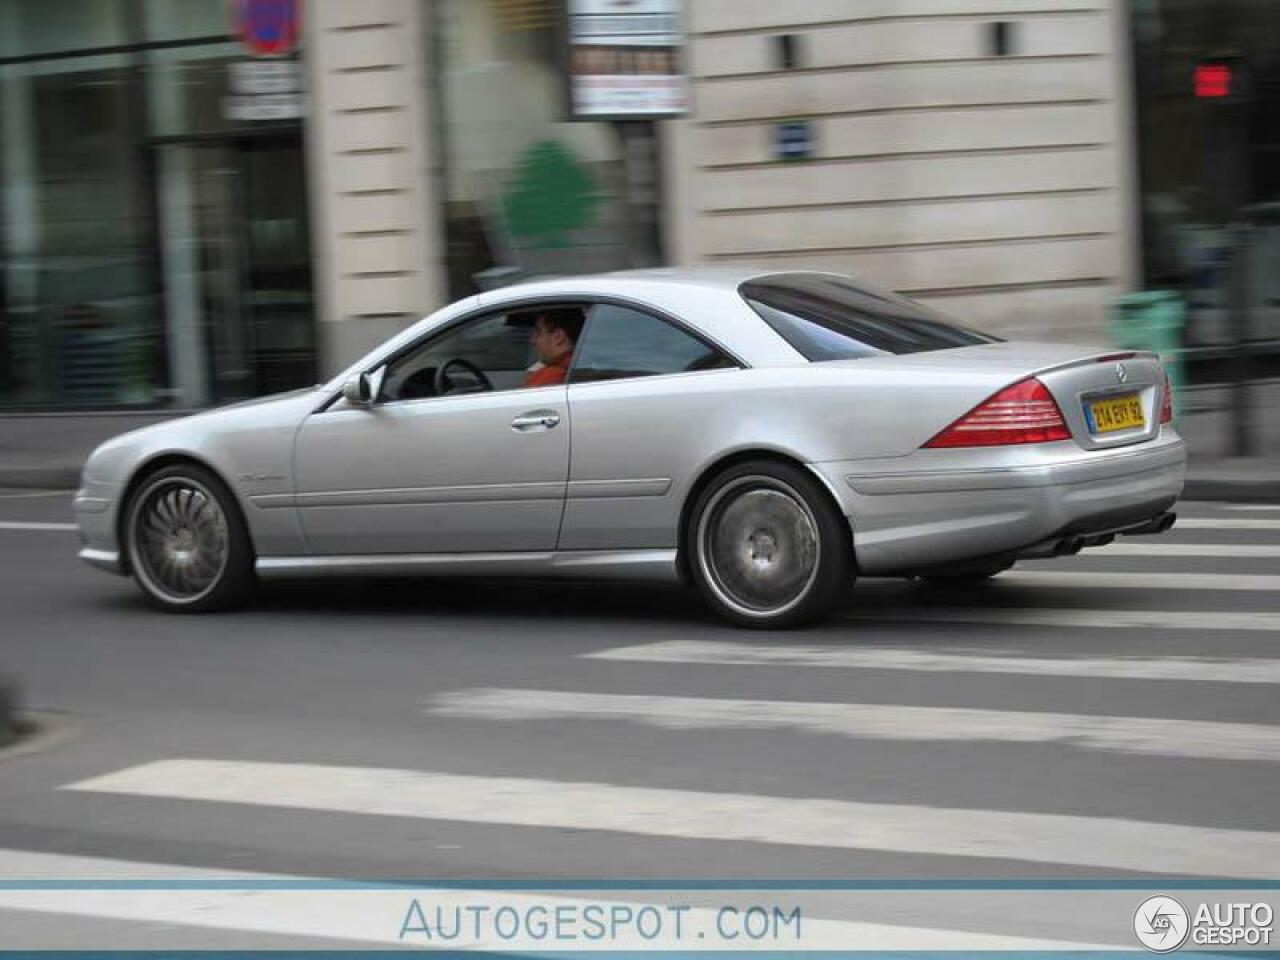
[82,387,327,485]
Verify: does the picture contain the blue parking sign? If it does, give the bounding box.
[775,120,813,161]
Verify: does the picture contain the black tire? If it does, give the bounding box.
[685,460,852,629]
[123,463,255,613]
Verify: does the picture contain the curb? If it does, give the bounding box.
[1184,476,1280,504]
[0,465,81,489]
[0,676,19,750]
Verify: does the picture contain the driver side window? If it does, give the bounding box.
[379,310,561,403]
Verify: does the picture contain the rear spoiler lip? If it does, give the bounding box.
[1027,348,1162,380]
[812,342,1162,373]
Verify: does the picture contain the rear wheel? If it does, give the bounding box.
[687,461,851,629]
[124,464,254,612]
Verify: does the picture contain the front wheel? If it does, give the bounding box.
[686,461,852,629]
[124,464,255,612]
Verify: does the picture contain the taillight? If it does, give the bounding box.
[1160,375,1174,424]
[924,377,1071,448]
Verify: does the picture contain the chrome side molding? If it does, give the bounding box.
[255,549,679,582]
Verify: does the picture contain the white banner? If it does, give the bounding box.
[0,868,1276,953]
[567,0,686,118]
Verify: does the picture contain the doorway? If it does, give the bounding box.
[155,133,317,407]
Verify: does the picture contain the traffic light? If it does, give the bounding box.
[1194,63,1232,99]
[1194,54,1252,222]
[1194,55,1248,104]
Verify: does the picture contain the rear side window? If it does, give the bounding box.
[741,274,999,361]
[570,304,736,384]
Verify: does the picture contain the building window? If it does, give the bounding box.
[438,0,662,300]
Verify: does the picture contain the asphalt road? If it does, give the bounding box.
[0,488,1278,948]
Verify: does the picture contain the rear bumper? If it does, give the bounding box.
[812,429,1187,575]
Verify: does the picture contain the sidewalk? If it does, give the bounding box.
[0,411,180,489]
[1,389,1277,500]
[1175,379,1280,502]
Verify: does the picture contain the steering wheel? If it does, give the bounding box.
[433,356,493,396]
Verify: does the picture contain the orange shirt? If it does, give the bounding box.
[524,351,573,388]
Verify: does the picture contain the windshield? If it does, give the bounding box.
[741,273,999,361]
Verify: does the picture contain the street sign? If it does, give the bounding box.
[775,120,813,161]
[566,0,688,119]
[232,0,300,58]
[224,60,304,120]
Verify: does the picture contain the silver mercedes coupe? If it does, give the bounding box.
[75,269,1186,627]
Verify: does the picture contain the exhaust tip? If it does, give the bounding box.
[1055,536,1084,556]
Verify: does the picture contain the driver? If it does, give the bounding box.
[524,309,583,388]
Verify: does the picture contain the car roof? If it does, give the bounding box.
[335,268,864,386]
[482,265,841,298]
[472,267,834,367]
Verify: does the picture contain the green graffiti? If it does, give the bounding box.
[502,140,600,248]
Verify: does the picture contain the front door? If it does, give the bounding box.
[292,308,573,555]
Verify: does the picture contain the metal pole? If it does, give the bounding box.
[1229,220,1255,457]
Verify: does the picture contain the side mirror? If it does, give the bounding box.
[342,373,373,406]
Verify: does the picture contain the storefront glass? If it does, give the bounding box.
[0,0,161,406]
[0,0,316,410]
[1132,0,1280,355]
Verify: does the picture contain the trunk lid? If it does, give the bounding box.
[820,341,1167,452]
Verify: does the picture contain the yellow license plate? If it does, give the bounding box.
[1088,393,1144,433]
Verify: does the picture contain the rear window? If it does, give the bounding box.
[741,273,999,361]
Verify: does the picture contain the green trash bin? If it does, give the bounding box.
[1108,290,1185,415]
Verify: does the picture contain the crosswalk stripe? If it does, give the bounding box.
[1173,518,1280,530]
[0,521,77,532]
[842,607,1280,633]
[426,687,1280,763]
[64,758,1280,878]
[996,570,1280,591]
[586,640,1280,684]
[0,850,1113,951]
[1095,542,1280,558]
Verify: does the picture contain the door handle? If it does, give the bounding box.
[511,409,561,432]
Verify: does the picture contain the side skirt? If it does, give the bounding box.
[255,549,680,582]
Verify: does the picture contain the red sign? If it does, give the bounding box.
[232,0,300,57]
[1194,63,1232,99]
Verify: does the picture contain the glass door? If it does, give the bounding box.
[238,137,317,397]
[155,134,316,406]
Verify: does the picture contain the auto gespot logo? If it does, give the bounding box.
[1134,895,1274,951]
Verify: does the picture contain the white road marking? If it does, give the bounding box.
[1173,518,1280,530]
[0,521,77,532]
[1095,542,1280,558]
[426,687,1280,763]
[63,758,1280,879]
[997,570,1280,591]
[587,640,1280,684]
[846,607,1280,633]
[0,850,1113,952]
[1222,504,1280,512]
